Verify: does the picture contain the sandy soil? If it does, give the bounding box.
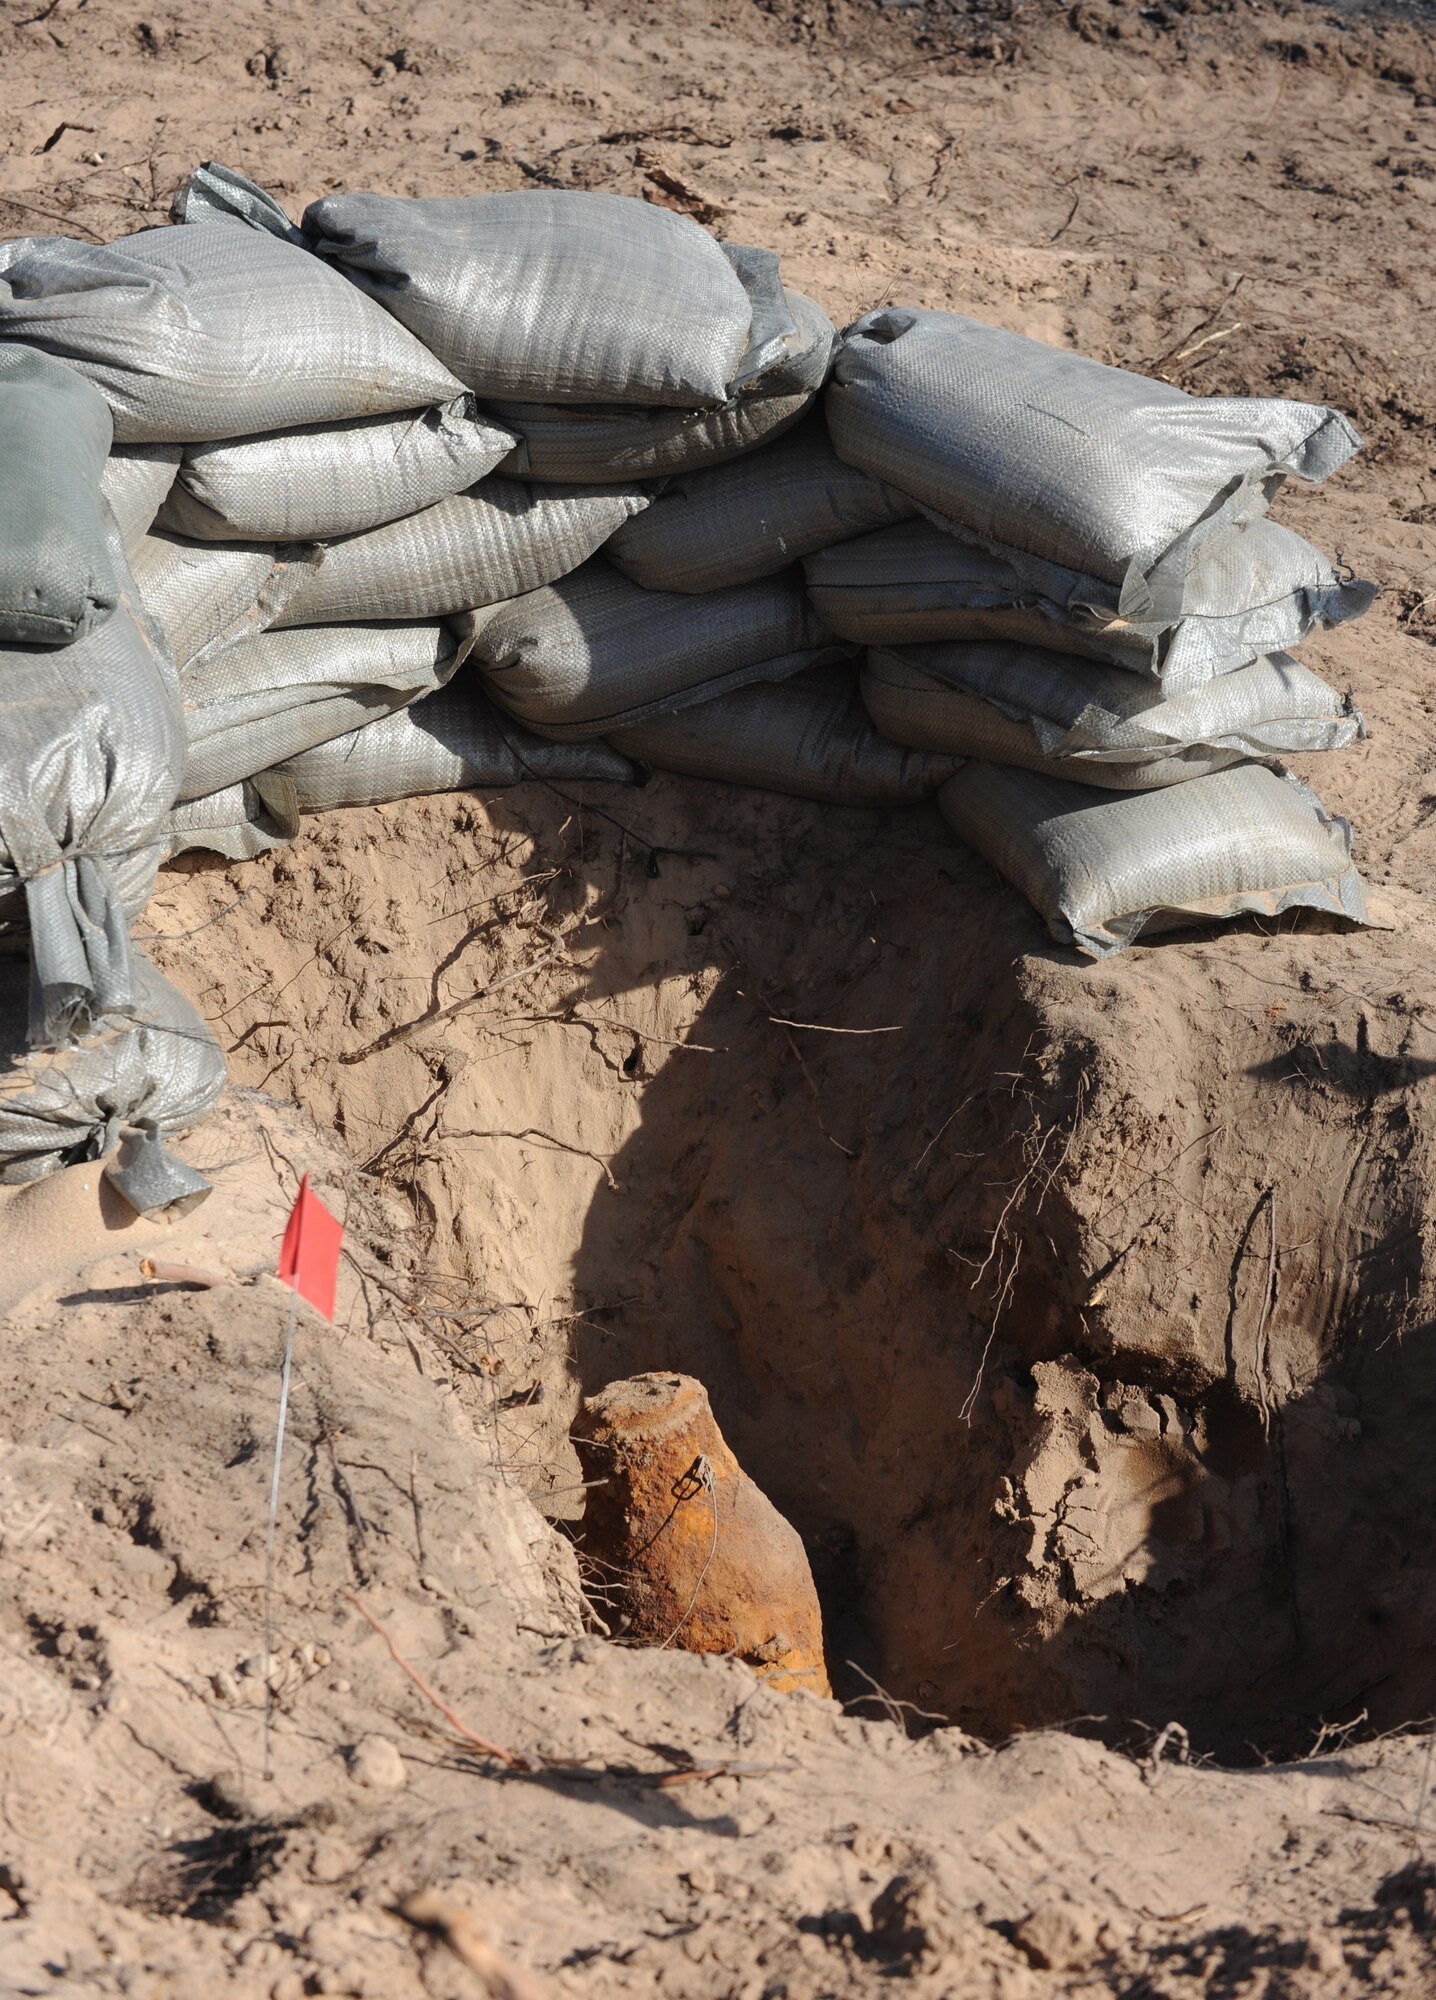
[6,0,1436,1990]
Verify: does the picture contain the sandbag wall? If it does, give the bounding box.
[0,162,1376,1195]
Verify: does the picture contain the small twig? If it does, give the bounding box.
[843,1660,948,1726]
[1050,185,1081,242]
[344,1591,538,1770]
[408,1453,428,1575]
[910,1095,975,1175]
[343,1591,783,1792]
[339,950,563,1064]
[728,943,857,1158]
[136,887,257,942]
[1150,275,1246,368]
[0,192,105,238]
[400,1891,549,2000]
[955,1236,1022,1424]
[441,1126,621,1193]
[767,1018,902,1035]
[138,1258,231,1290]
[1144,1720,1191,1785]
[1172,320,1244,363]
[511,1010,725,1056]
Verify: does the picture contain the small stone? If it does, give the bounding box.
[332,1678,351,1695]
[713,884,731,899]
[312,1645,331,1667]
[211,1668,239,1702]
[345,1735,406,1790]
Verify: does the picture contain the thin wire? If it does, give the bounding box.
[262,1284,300,1782]
[657,1456,719,1650]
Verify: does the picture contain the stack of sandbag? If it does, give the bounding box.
[520,414,964,805]
[0,156,1382,1196]
[146,165,842,849]
[0,346,220,1204]
[813,306,1376,954]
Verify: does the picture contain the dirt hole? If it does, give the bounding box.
[153,772,1436,1766]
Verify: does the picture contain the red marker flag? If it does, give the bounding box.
[277,1175,343,1322]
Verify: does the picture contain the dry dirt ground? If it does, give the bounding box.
[6,0,1436,1991]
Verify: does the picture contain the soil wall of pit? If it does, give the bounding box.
[152,696,1436,1758]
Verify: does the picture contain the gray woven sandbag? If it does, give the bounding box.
[604,415,915,593]
[278,683,638,807]
[0,345,118,645]
[937,761,1368,958]
[159,396,517,542]
[472,559,848,741]
[302,189,787,407]
[609,664,957,806]
[272,479,648,627]
[806,515,1376,692]
[0,223,464,444]
[827,309,1361,619]
[132,532,319,670]
[168,684,637,859]
[178,620,464,800]
[491,290,836,484]
[165,773,298,863]
[862,645,1366,790]
[0,529,183,1047]
[100,444,182,554]
[0,955,223,1213]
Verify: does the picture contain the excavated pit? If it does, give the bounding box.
[145,749,1436,1768]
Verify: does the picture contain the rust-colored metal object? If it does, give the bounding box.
[573,1372,830,1696]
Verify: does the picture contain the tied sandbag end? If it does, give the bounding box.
[104,1124,213,1217]
[172,161,305,246]
[23,855,137,1050]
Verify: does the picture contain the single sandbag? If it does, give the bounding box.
[610,664,957,805]
[862,645,1366,790]
[492,290,835,484]
[273,479,648,627]
[169,684,637,859]
[100,444,182,554]
[0,345,118,645]
[806,516,1376,691]
[132,533,319,670]
[302,188,786,407]
[179,620,464,800]
[471,559,847,740]
[605,415,914,592]
[160,397,517,541]
[938,761,1368,957]
[0,527,183,1046]
[827,308,1361,620]
[0,215,463,444]
[0,955,223,1212]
